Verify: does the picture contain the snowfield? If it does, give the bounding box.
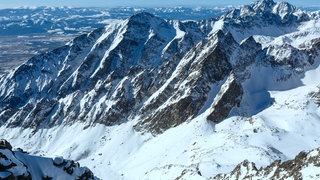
[1,0,320,179]
[1,64,320,179]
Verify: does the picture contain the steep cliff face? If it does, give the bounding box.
[219,0,310,43]
[0,12,211,131]
[1,0,320,179]
[0,0,320,135]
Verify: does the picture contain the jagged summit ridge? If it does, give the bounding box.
[233,0,299,17]
[219,0,311,42]
[1,1,320,179]
[0,1,320,134]
[0,12,210,130]
[252,0,276,12]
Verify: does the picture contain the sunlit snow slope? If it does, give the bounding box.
[1,0,320,179]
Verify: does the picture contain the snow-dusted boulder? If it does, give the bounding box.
[0,139,12,150]
[0,140,98,179]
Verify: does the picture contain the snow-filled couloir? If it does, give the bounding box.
[1,0,320,179]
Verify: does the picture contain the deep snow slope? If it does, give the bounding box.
[1,0,320,179]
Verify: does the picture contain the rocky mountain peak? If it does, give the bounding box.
[128,12,156,23]
[272,1,296,14]
[126,12,173,34]
[224,0,304,22]
[251,0,276,12]
[0,1,317,134]
[0,11,210,130]
[219,0,312,44]
[1,1,320,179]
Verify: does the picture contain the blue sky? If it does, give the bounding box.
[0,0,319,8]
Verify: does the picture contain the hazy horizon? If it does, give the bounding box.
[1,0,320,9]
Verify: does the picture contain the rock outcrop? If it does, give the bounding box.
[214,147,320,179]
[0,139,98,180]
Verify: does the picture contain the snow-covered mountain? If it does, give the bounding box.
[0,12,213,131]
[0,6,229,76]
[0,6,229,36]
[1,0,320,179]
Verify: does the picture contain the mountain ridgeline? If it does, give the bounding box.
[0,0,319,136]
[1,0,320,179]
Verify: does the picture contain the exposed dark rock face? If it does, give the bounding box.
[133,30,255,134]
[207,75,243,122]
[310,86,320,106]
[0,139,12,151]
[220,0,310,42]
[0,140,31,180]
[214,147,320,179]
[0,0,319,135]
[0,12,210,133]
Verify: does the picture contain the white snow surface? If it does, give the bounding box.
[2,63,320,179]
[1,1,320,179]
[253,18,320,49]
[15,152,87,179]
